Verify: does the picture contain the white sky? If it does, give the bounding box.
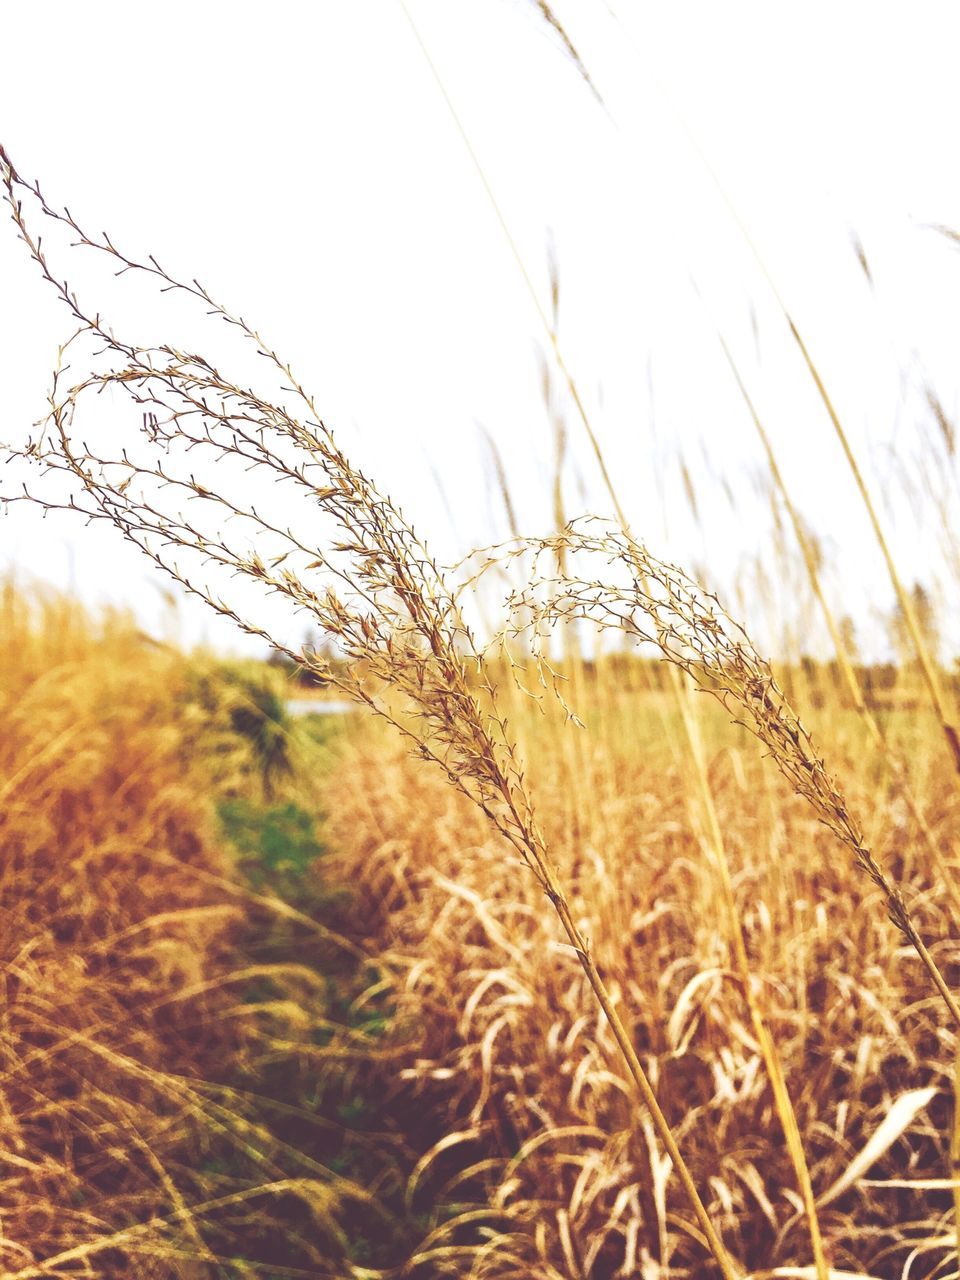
[3,2,960,660]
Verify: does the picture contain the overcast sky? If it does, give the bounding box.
[4,2,960,660]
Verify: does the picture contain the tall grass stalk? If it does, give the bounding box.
[716,329,960,921]
[784,321,960,777]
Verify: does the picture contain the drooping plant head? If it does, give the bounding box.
[0,144,547,868]
[478,517,951,969]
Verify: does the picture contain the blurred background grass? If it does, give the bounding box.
[5,579,960,1276]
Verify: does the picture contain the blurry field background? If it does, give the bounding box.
[5,575,960,1277]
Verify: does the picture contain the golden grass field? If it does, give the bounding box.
[325,665,960,1279]
[5,579,960,1279]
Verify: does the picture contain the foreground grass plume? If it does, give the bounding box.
[1,145,745,1277]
